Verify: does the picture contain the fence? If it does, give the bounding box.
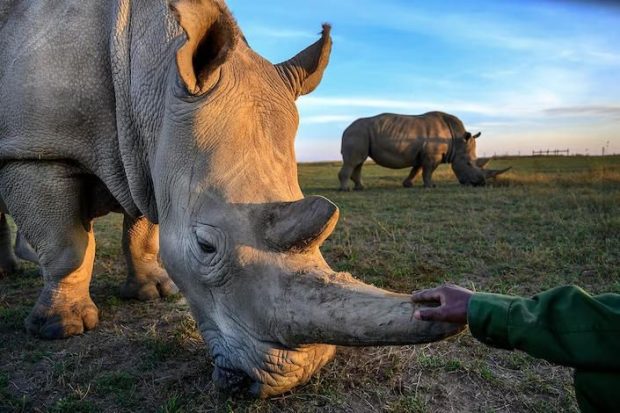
[532,149,570,156]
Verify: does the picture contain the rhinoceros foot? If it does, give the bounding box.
[120,268,179,301]
[353,185,365,191]
[25,290,99,339]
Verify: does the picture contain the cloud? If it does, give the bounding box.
[243,24,344,43]
[342,1,620,67]
[244,25,318,40]
[544,105,620,119]
[299,96,527,117]
[301,115,357,125]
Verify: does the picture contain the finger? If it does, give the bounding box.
[411,287,442,303]
[413,308,444,321]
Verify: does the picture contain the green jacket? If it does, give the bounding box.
[468,285,620,412]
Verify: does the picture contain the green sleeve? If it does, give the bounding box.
[468,285,620,371]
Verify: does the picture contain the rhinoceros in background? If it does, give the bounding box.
[338,112,510,190]
[0,0,460,398]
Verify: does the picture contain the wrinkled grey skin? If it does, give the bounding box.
[338,112,510,190]
[0,0,462,397]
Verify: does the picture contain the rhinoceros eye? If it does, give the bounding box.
[199,240,217,254]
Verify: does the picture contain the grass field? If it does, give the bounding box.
[1,155,619,412]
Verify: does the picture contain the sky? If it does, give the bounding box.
[227,0,620,161]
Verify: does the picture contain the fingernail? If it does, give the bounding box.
[413,310,421,320]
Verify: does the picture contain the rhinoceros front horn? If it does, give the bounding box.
[476,157,491,169]
[264,196,339,252]
[484,167,512,179]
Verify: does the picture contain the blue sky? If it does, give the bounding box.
[227,0,620,161]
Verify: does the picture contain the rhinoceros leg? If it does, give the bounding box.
[339,161,367,191]
[422,161,438,188]
[120,214,178,301]
[338,164,354,191]
[0,213,19,277]
[339,135,368,191]
[0,162,99,339]
[402,165,422,188]
[350,163,365,191]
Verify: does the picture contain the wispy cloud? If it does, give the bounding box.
[244,25,319,40]
[301,115,357,125]
[343,1,620,67]
[299,96,531,118]
[544,105,620,119]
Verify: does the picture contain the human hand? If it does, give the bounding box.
[411,284,474,324]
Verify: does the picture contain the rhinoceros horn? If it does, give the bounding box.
[275,24,332,98]
[476,157,492,169]
[264,196,339,252]
[484,167,512,179]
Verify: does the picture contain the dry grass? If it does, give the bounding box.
[1,155,618,412]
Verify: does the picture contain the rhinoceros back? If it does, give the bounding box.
[343,112,464,169]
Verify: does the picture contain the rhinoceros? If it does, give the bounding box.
[0,0,460,398]
[338,112,510,190]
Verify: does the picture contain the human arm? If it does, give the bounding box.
[412,284,620,371]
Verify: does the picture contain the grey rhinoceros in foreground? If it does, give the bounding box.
[338,112,510,190]
[0,0,461,398]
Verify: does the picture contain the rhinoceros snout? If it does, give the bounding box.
[459,178,485,187]
[204,325,337,398]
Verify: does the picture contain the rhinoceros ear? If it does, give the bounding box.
[464,132,481,141]
[275,24,333,99]
[264,196,339,252]
[169,0,239,95]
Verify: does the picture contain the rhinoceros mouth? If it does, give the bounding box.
[206,333,337,397]
[212,362,254,395]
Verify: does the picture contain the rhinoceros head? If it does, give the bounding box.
[153,0,461,397]
[449,131,484,186]
[451,132,509,186]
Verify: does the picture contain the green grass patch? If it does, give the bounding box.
[0,372,31,412]
[0,306,29,331]
[144,337,177,365]
[96,371,136,393]
[157,394,185,413]
[49,395,98,413]
[1,156,618,411]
